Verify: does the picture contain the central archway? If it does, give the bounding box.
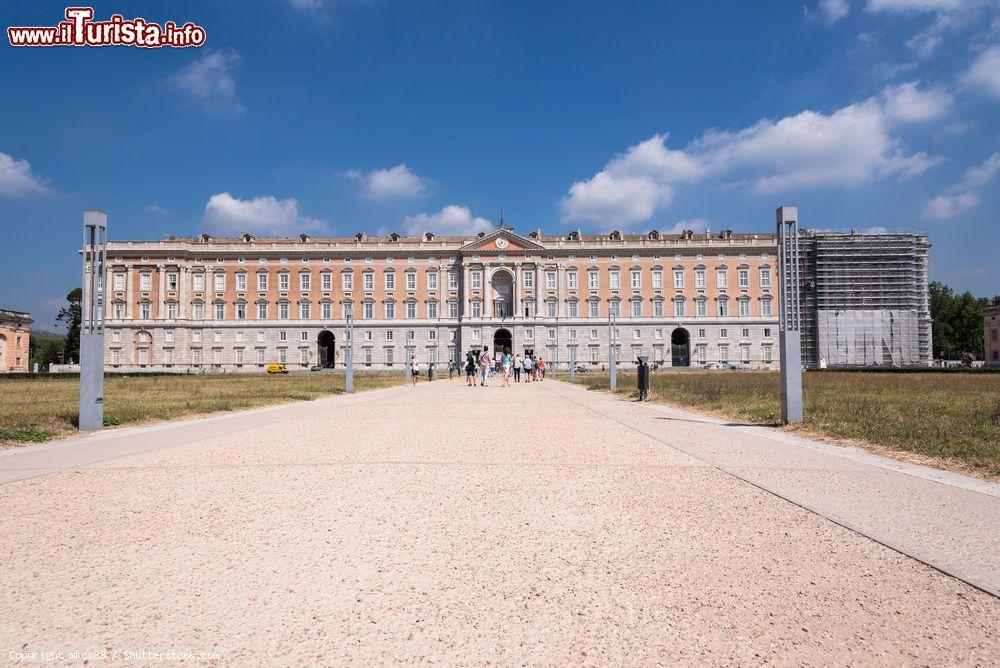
[671,328,690,367]
[493,328,512,355]
[490,269,514,318]
[317,330,336,368]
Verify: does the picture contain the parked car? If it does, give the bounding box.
[309,365,324,372]
[572,365,589,373]
[266,363,289,374]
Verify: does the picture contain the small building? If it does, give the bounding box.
[0,309,32,373]
[985,305,1000,367]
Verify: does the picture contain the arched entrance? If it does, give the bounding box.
[490,270,514,318]
[317,330,336,368]
[671,328,690,367]
[493,328,513,355]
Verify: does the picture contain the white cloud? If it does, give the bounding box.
[169,50,245,116]
[144,204,168,214]
[202,192,325,235]
[0,152,49,197]
[921,152,1000,219]
[880,81,953,121]
[866,0,966,13]
[560,84,945,226]
[402,205,492,236]
[665,219,711,234]
[819,0,852,23]
[963,44,1000,99]
[346,164,432,200]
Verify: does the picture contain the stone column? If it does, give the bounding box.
[534,263,542,319]
[125,264,133,319]
[179,266,188,320]
[463,262,471,317]
[438,265,446,319]
[157,265,166,320]
[483,262,491,319]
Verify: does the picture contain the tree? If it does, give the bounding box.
[30,337,65,369]
[929,281,989,360]
[56,288,82,364]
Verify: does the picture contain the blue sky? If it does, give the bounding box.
[1,0,999,328]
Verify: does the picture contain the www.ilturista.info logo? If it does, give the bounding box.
[7,7,206,48]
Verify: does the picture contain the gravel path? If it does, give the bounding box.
[1,378,998,665]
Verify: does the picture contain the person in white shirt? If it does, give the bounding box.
[410,355,421,385]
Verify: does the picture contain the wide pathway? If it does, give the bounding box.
[1,378,999,665]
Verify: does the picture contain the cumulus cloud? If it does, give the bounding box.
[346,164,432,200]
[561,83,945,226]
[819,0,851,23]
[921,152,1000,219]
[0,152,49,197]
[866,0,967,13]
[202,192,325,235]
[963,44,1000,99]
[665,219,712,234]
[169,49,245,116]
[402,205,492,236]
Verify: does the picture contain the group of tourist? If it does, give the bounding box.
[408,346,547,387]
[452,346,546,387]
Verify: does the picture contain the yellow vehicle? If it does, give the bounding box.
[266,364,289,374]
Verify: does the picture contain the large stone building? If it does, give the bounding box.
[0,309,32,373]
[985,305,1000,367]
[96,225,931,372]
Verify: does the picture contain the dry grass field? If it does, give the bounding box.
[564,370,1000,479]
[0,372,404,445]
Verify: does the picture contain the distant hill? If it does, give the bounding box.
[32,329,65,341]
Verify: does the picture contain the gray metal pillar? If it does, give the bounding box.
[79,211,107,431]
[777,205,803,424]
[345,313,354,393]
[609,310,617,392]
[405,348,412,384]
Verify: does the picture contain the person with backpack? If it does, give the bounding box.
[478,345,492,386]
[523,355,533,382]
[465,350,477,387]
[537,357,546,380]
[513,353,522,383]
[410,355,420,385]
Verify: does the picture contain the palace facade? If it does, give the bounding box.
[100,226,782,372]
[0,309,32,373]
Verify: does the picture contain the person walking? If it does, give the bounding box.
[410,355,420,385]
[478,345,492,386]
[501,347,512,387]
[538,357,546,380]
[465,351,477,387]
[513,353,522,382]
[523,354,533,382]
[448,360,455,380]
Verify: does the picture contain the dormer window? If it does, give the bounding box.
[355,232,367,243]
[299,233,310,242]
[241,233,255,243]
[609,230,622,241]
[423,232,435,242]
[568,230,581,241]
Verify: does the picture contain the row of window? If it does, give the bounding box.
[113,266,772,294]
[110,294,774,321]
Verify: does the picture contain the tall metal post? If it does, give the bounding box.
[609,309,618,392]
[79,211,108,431]
[405,345,412,384]
[777,205,803,424]
[345,313,354,393]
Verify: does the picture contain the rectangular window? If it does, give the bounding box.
[742,328,750,338]
[609,270,621,289]
[738,268,749,289]
[406,302,416,319]
[448,271,458,290]
[763,346,772,363]
[213,273,225,291]
[140,273,152,291]
[763,327,772,338]
[569,329,577,341]
[697,328,705,338]
[673,269,684,289]
[164,348,174,364]
[257,303,267,319]
[192,303,203,320]
[114,273,125,290]
[741,346,750,362]
[588,300,599,318]
[609,301,620,317]
[739,300,750,317]
[279,349,287,363]
[236,273,247,291]
[651,270,663,289]
[364,302,374,319]
[363,273,374,290]
[164,330,174,343]
[214,303,224,320]
[695,269,706,289]
[279,273,290,291]
[449,301,459,318]
[279,302,289,319]
[720,328,728,338]
[193,273,204,291]
[235,348,244,365]
[472,301,482,318]
[696,300,706,317]
[257,349,265,364]
[546,271,556,290]
[588,270,599,290]
[428,272,438,291]
[631,301,641,317]
[761,298,772,317]
[716,269,727,289]
[166,303,177,319]
[760,268,771,288]
[300,273,311,291]
[428,301,438,319]
[406,330,415,342]
[385,347,395,364]
[279,330,287,342]
[236,331,245,343]
[406,272,417,290]
[568,301,578,317]
[256,331,266,343]
[300,349,309,365]
[386,272,396,290]
[321,273,332,291]
[114,348,124,365]
[631,270,641,289]
[385,302,396,320]
[567,271,578,289]
[322,302,332,319]
[632,328,641,339]
[258,273,268,291]
[548,328,556,340]
[214,331,223,343]
[301,331,309,341]
[386,330,394,341]
[719,346,729,362]
[113,302,124,318]
[525,329,534,340]
[546,301,557,317]
[236,302,246,320]
[213,348,222,365]
[429,330,437,341]
[674,300,684,317]
[342,273,353,290]
[590,328,598,340]
[472,271,482,289]
[300,302,311,319]
[718,299,729,317]
[167,273,178,291]
[653,300,663,317]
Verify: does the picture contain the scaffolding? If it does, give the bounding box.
[798,231,931,367]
